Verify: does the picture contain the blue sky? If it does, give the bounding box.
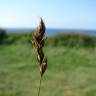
[0,0,96,29]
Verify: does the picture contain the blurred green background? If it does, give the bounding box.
[0,29,96,96]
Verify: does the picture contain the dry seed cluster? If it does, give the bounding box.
[32,18,47,77]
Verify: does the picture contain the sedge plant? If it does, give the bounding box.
[32,18,47,96]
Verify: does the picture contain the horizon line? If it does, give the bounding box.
[3,27,96,31]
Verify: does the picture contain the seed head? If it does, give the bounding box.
[32,18,47,77]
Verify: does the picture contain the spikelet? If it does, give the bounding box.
[32,18,47,77]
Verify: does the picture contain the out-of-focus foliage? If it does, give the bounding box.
[0,28,7,44]
[6,32,32,44]
[0,31,96,96]
[47,33,96,48]
[1,31,96,48]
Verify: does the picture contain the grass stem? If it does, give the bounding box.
[38,76,42,96]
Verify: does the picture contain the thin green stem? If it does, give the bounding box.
[38,76,42,96]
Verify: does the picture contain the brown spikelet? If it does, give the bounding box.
[40,58,47,77]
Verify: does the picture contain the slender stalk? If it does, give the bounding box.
[38,76,42,96]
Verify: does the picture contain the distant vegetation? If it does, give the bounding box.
[0,30,96,48]
[0,28,7,44]
[48,33,96,47]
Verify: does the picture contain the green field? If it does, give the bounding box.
[0,42,96,96]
